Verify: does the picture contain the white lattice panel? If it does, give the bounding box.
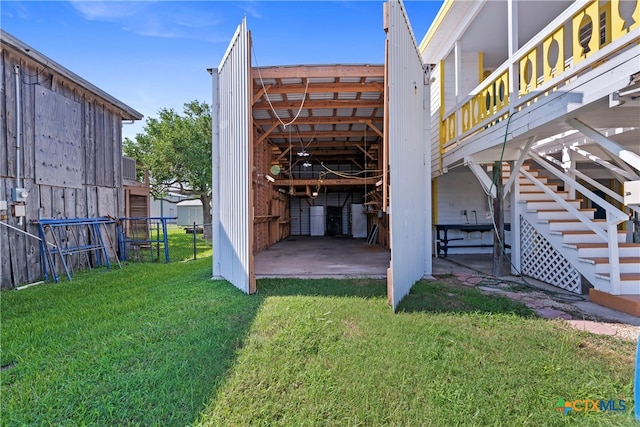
[520,216,582,294]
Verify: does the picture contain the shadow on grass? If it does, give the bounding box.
[0,260,260,426]
[255,277,536,318]
[396,279,537,317]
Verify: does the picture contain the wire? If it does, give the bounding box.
[320,163,383,179]
[19,62,52,86]
[253,45,309,128]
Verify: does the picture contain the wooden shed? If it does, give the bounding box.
[0,30,143,288]
[212,1,432,310]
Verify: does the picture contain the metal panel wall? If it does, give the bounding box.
[387,0,431,310]
[212,18,255,294]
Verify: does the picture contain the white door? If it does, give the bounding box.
[386,0,431,311]
[211,18,256,294]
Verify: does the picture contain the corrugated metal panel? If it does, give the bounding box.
[387,0,431,311]
[300,200,311,235]
[430,63,442,177]
[212,18,254,294]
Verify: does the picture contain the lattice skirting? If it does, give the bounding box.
[520,216,582,294]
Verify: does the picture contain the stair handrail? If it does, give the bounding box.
[530,152,629,225]
[519,169,609,241]
[568,145,639,181]
[530,151,629,293]
[537,152,640,217]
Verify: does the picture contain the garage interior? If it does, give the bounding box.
[250,64,391,276]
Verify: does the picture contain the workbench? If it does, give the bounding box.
[435,223,510,257]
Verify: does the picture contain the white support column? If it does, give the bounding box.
[509,160,521,275]
[508,0,519,112]
[423,74,432,276]
[562,146,576,199]
[606,211,621,295]
[211,68,221,279]
[454,40,462,137]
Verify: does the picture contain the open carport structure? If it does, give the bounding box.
[210,0,431,309]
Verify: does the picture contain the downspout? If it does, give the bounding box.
[14,65,23,225]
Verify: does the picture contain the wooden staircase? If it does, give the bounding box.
[504,163,640,316]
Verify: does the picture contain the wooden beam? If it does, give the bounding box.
[252,82,384,95]
[253,85,271,104]
[274,177,378,186]
[255,122,279,146]
[254,117,383,126]
[364,121,384,138]
[267,132,382,140]
[252,65,384,79]
[276,146,292,161]
[355,144,375,160]
[253,99,383,110]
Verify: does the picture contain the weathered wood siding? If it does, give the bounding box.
[0,45,130,288]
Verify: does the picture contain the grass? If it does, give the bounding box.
[121,224,212,264]
[1,256,637,426]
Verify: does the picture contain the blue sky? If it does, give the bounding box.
[1,1,442,139]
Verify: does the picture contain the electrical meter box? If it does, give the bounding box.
[623,180,640,206]
[12,187,28,203]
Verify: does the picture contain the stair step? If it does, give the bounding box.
[566,242,640,258]
[520,191,570,201]
[526,199,583,210]
[579,257,640,274]
[520,183,558,191]
[544,219,607,231]
[550,230,627,244]
[535,209,595,220]
[595,272,640,281]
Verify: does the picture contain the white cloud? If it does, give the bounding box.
[67,1,245,43]
[68,1,150,20]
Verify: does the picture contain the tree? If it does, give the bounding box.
[124,100,212,236]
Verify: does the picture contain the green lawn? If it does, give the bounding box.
[1,256,637,426]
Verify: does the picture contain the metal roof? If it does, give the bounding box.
[252,64,384,175]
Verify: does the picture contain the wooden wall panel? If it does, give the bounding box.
[4,52,16,181]
[104,108,114,187]
[84,99,96,186]
[34,86,82,188]
[22,58,36,181]
[38,184,52,218]
[95,105,105,186]
[1,41,133,288]
[51,187,65,218]
[97,186,117,217]
[0,49,6,177]
[86,186,98,218]
[64,188,77,218]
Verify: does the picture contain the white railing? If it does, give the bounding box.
[438,0,640,160]
[529,151,629,293]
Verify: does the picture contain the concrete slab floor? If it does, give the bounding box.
[254,236,390,279]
